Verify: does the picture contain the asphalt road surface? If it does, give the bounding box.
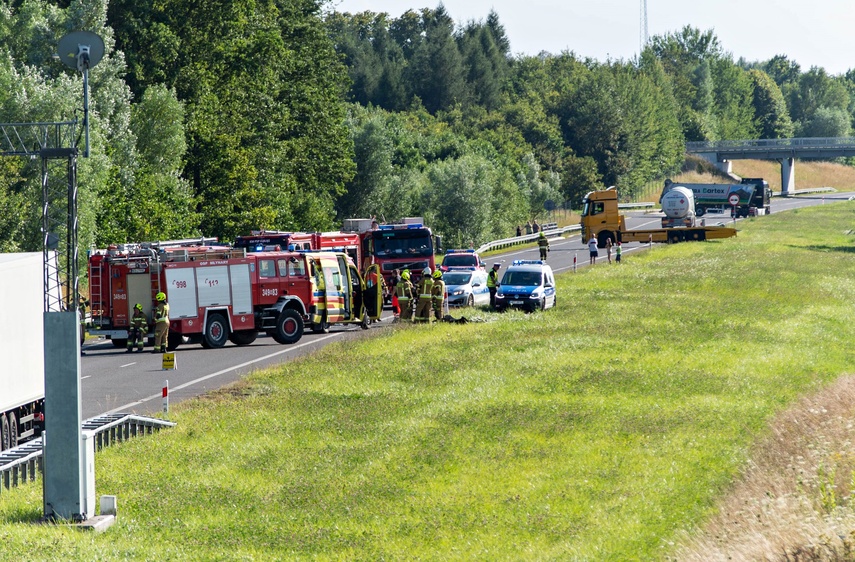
[81,191,854,419]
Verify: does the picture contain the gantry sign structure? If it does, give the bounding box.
[0,31,104,312]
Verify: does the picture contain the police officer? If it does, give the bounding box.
[487,263,501,309]
[127,303,148,353]
[414,267,434,322]
[537,231,550,261]
[430,269,445,322]
[153,292,170,353]
[396,269,414,321]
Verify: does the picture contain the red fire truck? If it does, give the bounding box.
[342,218,438,289]
[87,240,382,350]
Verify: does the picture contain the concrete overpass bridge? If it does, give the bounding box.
[686,137,855,194]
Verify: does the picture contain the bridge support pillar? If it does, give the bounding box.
[779,157,795,195]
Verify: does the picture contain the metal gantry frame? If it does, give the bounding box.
[0,121,79,311]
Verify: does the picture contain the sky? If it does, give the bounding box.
[326,0,855,76]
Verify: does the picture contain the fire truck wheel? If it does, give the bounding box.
[204,314,230,348]
[111,338,128,349]
[229,330,258,346]
[272,309,303,344]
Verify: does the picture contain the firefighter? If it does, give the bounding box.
[537,231,550,261]
[487,263,501,309]
[127,303,148,353]
[153,291,170,353]
[431,269,445,322]
[414,267,434,322]
[396,269,414,322]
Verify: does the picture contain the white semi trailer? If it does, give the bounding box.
[0,253,46,450]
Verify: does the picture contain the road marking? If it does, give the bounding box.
[120,362,136,368]
[81,375,91,380]
[104,332,343,414]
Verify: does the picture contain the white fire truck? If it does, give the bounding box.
[86,239,382,350]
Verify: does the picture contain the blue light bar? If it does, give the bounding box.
[512,260,545,266]
[445,249,476,254]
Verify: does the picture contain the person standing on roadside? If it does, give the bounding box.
[431,269,445,322]
[606,237,613,264]
[516,225,522,237]
[537,232,550,261]
[153,291,170,353]
[487,263,501,309]
[615,241,622,264]
[588,234,599,265]
[396,269,414,322]
[414,268,434,322]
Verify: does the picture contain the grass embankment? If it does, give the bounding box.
[2,204,854,560]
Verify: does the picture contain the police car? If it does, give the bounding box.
[495,260,557,312]
[444,269,490,307]
[440,249,484,272]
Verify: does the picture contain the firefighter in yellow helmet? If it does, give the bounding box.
[537,231,550,261]
[396,269,414,321]
[414,267,434,322]
[430,268,445,322]
[153,291,170,353]
[127,303,148,353]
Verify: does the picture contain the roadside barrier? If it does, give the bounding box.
[0,413,175,494]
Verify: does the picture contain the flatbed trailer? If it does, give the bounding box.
[581,187,738,247]
[618,226,737,244]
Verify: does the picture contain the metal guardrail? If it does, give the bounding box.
[0,413,175,495]
[476,224,581,254]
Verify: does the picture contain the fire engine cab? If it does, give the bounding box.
[87,239,382,350]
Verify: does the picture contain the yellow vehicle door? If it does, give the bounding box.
[316,255,347,322]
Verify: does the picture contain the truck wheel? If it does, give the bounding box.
[204,314,230,348]
[229,331,257,346]
[597,231,613,249]
[7,413,17,449]
[272,309,303,344]
[360,311,371,330]
[0,414,9,451]
[668,232,680,244]
[111,338,128,349]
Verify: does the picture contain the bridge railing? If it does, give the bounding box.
[687,137,855,152]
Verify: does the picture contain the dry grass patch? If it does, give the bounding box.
[675,375,855,561]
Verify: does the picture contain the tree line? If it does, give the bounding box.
[0,1,853,252]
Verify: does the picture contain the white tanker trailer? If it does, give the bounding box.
[660,185,696,228]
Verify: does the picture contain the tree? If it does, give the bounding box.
[800,106,851,138]
[407,6,467,113]
[749,69,794,139]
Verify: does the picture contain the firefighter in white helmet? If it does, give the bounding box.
[414,267,434,322]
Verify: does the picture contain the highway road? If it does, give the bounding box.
[80,191,854,419]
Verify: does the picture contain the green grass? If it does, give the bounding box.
[2,203,855,560]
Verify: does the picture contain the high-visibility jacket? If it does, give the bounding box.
[537,237,550,251]
[131,310,148,332]
[396,278,413,301]
[487,269,499,288]
[417,277,434,301]
[431,279,445,305]
[154,302,170,324]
